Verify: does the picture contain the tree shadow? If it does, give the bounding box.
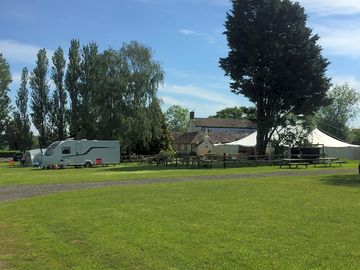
[319,174,360,187]
[104,164,198,172]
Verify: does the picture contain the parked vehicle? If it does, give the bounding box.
[23,149,46,167]
[41,139,120,168]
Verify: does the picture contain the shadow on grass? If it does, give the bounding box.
[103,164,201,172]
[320,174,360,187]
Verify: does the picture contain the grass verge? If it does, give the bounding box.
[1,172,360,269]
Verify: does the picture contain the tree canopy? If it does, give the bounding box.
[220,0,330,154]
[0,54,12,148]
[30,49,50,148]
[210,106,256,121]
[165,105,190,132]
[315,83,360,141]
[0,39,170,154]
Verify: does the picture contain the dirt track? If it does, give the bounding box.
[0,168,357,203]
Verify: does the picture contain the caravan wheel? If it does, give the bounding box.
[84,162,92,168]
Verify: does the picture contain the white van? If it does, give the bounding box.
[42,139,120,168]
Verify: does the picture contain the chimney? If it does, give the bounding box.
[190,111,195,119]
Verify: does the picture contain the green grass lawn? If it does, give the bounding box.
[0,160,357,186]
[1,167,360,269]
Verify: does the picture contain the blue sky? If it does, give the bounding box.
[1,0,360,127]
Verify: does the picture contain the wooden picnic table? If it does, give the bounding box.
[314,157,343,167]
[280,158,309,168]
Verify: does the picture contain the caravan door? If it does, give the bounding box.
[75,142,83,165]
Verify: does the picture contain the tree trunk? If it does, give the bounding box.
[255,106,270,155]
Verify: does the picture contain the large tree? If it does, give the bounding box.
[78,42,100,139]
[65,39,82,138]
[12,67,33,151]
[0,53,12,148]
[165,105,189,132]
[30,49,51,148]
[50,47,67,140]
[120,41,165,153]
[315,83,360,141]
[220,0,330,154]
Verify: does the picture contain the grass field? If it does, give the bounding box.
[0,162,276,186]
[1,162,360,269]
[0,161,357,186]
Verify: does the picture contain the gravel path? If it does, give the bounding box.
[0,168,356,203]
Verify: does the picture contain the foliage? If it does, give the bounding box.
[315,83,360,141]
[78,42,99,139]
[120,41,165,153]
[210,106,256,121]
[0,150,19,158]
[8,67,33,151]
[220,0,330,154]
[165,104,190,131]
[146,98,174,155]
[269,114,315,154]
[1,167,360,269]
[65,39,82,138]
[0,53,12,148]
[349,128,360,145]
[65,40,165,154]
[4,39,166,154]
[50,47,67,141]
[30,49,51,148]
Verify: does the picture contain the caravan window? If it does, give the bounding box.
[44,141,61,156]
[62,147,71,155]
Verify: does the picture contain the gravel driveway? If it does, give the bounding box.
[0,168,356,203]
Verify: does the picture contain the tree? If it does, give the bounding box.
[65,39,82,138]
[165,105,189,131]
[210,106,256,121]
[0,53,12,148]
[51,47,67,140]
[78,42,100,139]
[349,128,360,145]
[220,0,330,154]
[30,49,51,148]
[315,83,360,141]
[12,67,33,151]
[148,98,173,155]
[120,41,164,153]
[95,48,128,140]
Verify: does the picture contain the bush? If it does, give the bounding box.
[0,150,20,158]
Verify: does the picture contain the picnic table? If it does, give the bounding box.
[313,157,343,167]
[280,158,309,168]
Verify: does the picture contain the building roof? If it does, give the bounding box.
[172,132,200,144]
[191,118,256,129]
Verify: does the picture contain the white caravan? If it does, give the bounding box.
[42,139,120,168]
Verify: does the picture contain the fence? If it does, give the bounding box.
[120,153,285,169]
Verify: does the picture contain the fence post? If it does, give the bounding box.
[223,153,226,169]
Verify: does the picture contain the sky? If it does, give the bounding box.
[1,0,360,127]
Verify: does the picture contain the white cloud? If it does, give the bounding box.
[298,0,360,15]
[315,24,360,58]
[159,83,247,117]
[160,95,229,117]
[331,75,360,91]
[160,83,238,106]
[179,29,215,44]
[0,39,52,64]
